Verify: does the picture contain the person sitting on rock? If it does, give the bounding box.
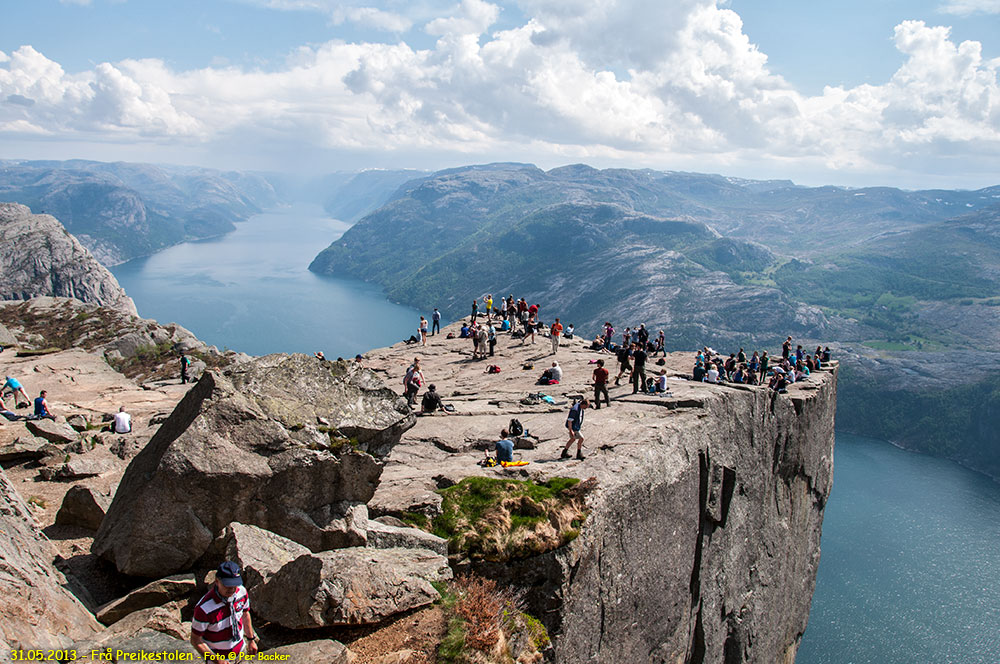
[654,369,668,393]
[692,361,706,382]
[493,429,515,464]
[34,390,55,420]
[420,384,448,415]
[460,322,471,338]
[3,376,30,408]
[191,561,259,659]
[538,361,562,385]
[113,406,132,434]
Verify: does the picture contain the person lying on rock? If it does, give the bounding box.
[191,561,259,659]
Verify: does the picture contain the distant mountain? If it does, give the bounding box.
[0,160,278,265]
[322,169,426,222]
[310,162,1000,477]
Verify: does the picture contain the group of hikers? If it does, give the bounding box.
[0,374,56,422]
[402,303,832,465]
[689,337,832,392]
[418,295,575,358]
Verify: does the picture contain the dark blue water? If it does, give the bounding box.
[111,203,422,358]
[799,432,1000,663]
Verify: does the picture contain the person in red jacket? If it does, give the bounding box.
[592,359,610,409]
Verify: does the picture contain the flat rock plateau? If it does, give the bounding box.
[0,307,836,663]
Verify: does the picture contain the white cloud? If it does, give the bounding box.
[59,0,92,5]
[939,0,1000,15]
[425,0,500,36]
[1,2,998,186]
[333,7,412,32]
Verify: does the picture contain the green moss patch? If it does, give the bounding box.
[433,476,592,562]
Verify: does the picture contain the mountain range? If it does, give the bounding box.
[0,159,278,265]
[310,163,1000,477]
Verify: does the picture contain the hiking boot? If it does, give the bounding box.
[576,451,586,461]
[560,449,571,460]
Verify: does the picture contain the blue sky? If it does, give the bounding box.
[1,0,998,188]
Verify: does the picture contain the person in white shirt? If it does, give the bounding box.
[113,406,132,434]
[705,365,720,384]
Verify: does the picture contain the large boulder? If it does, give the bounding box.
[56,485,112,531]
[218,522,310,594]
[254,547,452,628]
[93,365,413,577]
[0,436,49,463]
[25,419,79,444]
[227,353,414,459]
[0,467,101,653]
[73,604,193,658]
[366,519,449,556]
[96,574,197,626]
[39,449,119,481]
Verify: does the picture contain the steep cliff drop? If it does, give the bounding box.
[364,327,836,663]
[0,202,137,316]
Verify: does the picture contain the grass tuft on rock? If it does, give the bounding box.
[433,476,592,562]
[435,577,548,664]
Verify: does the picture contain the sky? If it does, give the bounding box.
[1,0,998,189]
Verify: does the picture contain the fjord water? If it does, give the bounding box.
[111,203,420,358]
[111,205,1000,663]
[799,433,1000,663]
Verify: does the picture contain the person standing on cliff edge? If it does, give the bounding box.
[180,353,191,384]
[560,398,589,461]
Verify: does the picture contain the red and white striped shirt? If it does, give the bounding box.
[191,586,249,654]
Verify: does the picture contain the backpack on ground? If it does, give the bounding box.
[486,365,501,374]
[509,418,524,437]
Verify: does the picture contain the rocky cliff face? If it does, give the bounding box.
[0,466,101,653]
[364,326,836,663]
[0,203,137,315]
[552,369,835,662]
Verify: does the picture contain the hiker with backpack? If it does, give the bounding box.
[614,344,632,385]
[560,399,589,461]
[403,358,423,407]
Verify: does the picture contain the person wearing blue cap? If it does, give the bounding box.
[190,561,259,658]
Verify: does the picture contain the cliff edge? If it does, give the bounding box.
[363,326,836,662]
